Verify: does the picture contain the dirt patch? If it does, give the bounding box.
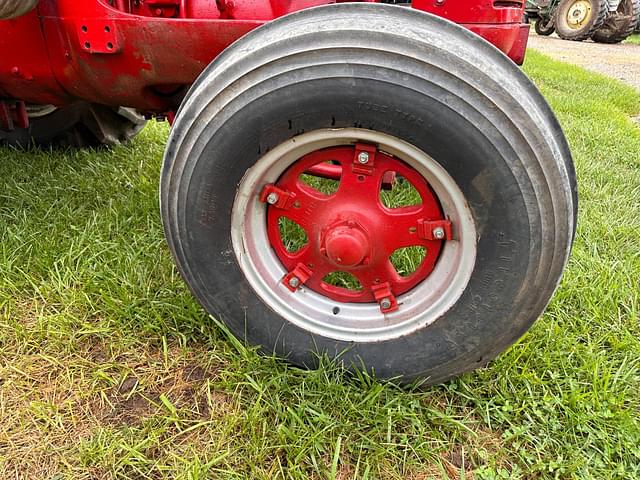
[0,339,232,477]
[105,359,231,426]
[528,33,640,91]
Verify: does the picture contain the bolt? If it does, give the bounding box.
[380,298,392,310]
[266,192,279,205]
[288,277,300,288]
[433,227,445,240]
[10,67,20,77]
[358,152,370,164]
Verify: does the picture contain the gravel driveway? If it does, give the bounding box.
[527,33,640,91]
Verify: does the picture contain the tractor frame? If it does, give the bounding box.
[0,0,529,129]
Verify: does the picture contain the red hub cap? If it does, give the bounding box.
[262,143,452,310]
[321,221,370,267]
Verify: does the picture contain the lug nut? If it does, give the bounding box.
[288,276,300,288]
[433,227,445,240]
[266,192,279,205]
[358,152,370,164]
[380,298,392,310]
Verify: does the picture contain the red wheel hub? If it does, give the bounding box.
[262,143,451,310]
[321,221,370,267]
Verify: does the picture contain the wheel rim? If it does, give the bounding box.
[566,0,592,28]
[25,104,57,118]
[231,129,476,342]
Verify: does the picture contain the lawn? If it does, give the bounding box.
[626,34,640,45]
[1,50,639,479]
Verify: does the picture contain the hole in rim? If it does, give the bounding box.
[299,160,341,196]
[332,307,340,315]
[81,25,88,32]
[278,217,307,253]
[389,246,427,277]
[84,42,91,49]
[322,272,362,291]
[106,42,114,50]
[380,173,422,208]
[104,25,111,33]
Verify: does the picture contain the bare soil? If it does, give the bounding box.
[527,33,640,91]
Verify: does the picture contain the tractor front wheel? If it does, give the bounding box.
[0,102,146,149]
[535,17,556,35]
[0,0,38,19]
[161,4,577,384]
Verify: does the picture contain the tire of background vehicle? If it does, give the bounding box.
[555,0,608,40]
[0,102,146,148]
[591,0,640,43]
[161,4,577,384]
[535,17,556,35]
[0,0,38,19]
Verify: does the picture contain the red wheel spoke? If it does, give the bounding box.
[379,206,429,251]
[336,159,387,202]
[274,205,314,233]
[354,258,402,291]
[274,242,310,265]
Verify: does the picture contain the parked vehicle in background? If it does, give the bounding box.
[526,0,640,43]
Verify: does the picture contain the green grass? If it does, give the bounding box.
[1,50,639,479]
[626,34,640,45]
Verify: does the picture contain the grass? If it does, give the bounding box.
[1,50,639,479]
[626,34,640,45]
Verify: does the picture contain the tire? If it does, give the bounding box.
[555,0,608,40]
[0,0,38,19]
[535,17,556,35]
[0,102,146,149]
[161,4,577,384]
[591,0,640,43]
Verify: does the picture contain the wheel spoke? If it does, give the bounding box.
[354,258,402,291]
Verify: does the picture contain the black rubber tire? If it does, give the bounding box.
[0,102,146,149]
[0,0,38,19]
[591,0,640,43]
[535,17,556,35]
[161,4,577,384]
[555,0,608,40]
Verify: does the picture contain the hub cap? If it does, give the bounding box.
[567,0,592,28]
[231,129,476,342]
[322,221,370,268]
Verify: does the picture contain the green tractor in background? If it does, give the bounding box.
[526,0,640,42]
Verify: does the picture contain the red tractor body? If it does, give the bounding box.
[0,0,528,124]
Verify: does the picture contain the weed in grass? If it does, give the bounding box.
[0,51,639,478]
[625,34,640,45]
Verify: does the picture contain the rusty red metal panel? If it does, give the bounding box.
[0,0,529,113]
[0,10,70,104]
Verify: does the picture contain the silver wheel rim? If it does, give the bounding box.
[25,104,58,118]
[231,128,476,342]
